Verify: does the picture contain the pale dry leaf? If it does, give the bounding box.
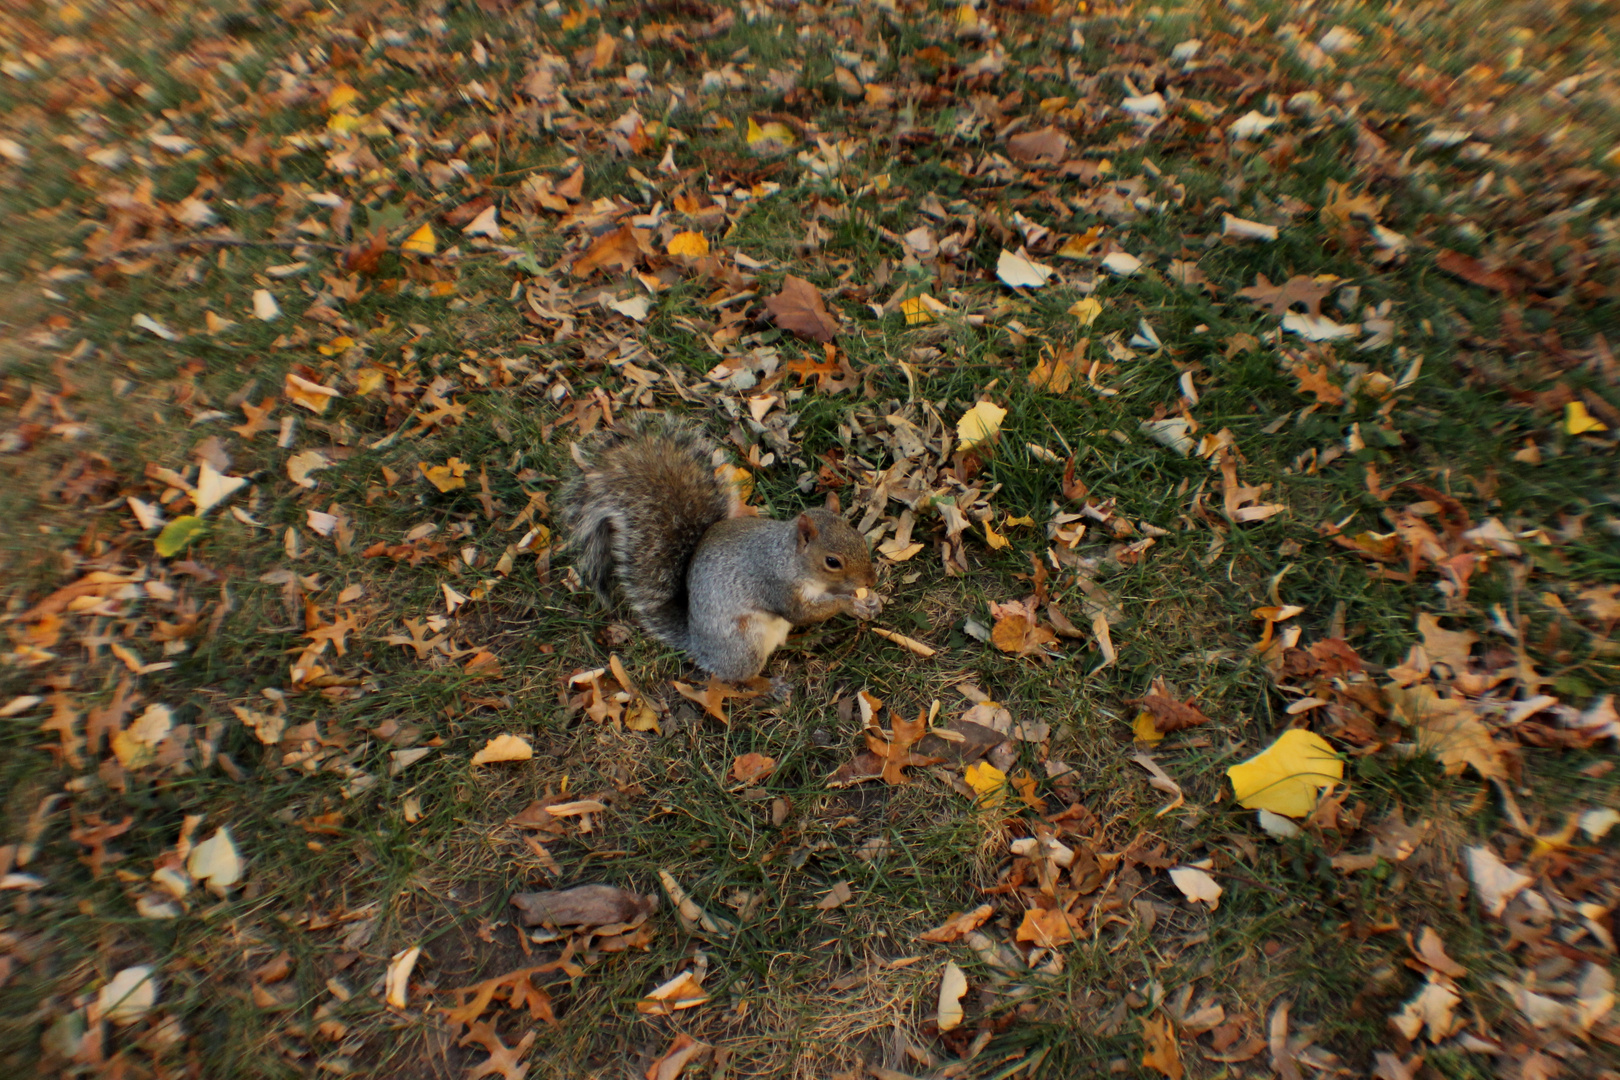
[1168,866,1222,909]
[98,965,159,1025]
[1466,845,1532,917]
[287,450,331,489]
[186,826,242,892]
[936,961,968,1032]
[995,248,1054,289]
[471,734,534,765]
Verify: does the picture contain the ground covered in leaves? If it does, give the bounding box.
[2,0,1620,1077]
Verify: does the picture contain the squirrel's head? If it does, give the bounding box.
[793,492,876,594]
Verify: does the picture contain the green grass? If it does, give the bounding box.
[3,0,1620,1076]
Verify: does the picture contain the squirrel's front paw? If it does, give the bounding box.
[850,592,883,620]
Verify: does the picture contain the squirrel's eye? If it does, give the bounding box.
[824,555,843,571]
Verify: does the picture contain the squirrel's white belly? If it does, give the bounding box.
[751,613,794,658]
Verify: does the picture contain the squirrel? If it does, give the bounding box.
[559,416,882,682]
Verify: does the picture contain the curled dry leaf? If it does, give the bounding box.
[186,826,242,892]
[384,945,421,1009]
[645,1033,712,1080]
[936,961,968,1032]
[510,884,655,928]
[471,734,534,765]
[918,903,994,943]
[636,969,709,1015]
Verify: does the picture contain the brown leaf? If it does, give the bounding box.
[1005,125,1072,164]
[873,709,939,785]
[510,884,655,928]
[764,275,839,343]
[1235,273,1334,317]
[572,225,646,278]
[1129,684,1212,735]
[918,903,994,943]
[645,1034,712,1080]
[460,1020,536,1080]
[1435,248,1521,294]
[1409,926,1467,978]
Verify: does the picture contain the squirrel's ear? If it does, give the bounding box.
[795,512,820,549]
[823,491,842,514]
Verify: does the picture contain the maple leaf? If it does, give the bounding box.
[1235,273,1334,317]
[764,275,839,343]
[572,224,646,278]
[867,708,941,785]
[460,1020,536,1080]
[1287,353,1344,405]
[230,399,276,439]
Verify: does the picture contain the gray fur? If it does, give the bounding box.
[559,419,879,681]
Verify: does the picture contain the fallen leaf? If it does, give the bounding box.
[963,760,1007,806]
[666,231,709,257]
[1226,729,1344,817]
[155,515,206,557]
[957,401,1007,451]
[287,450,331,488]
[401,223,437,256]
[1168,866,1222,909]
[1236,273,1334,317]
[384,945,421,1009]
[192,462,248,515]
[98,965,158,1025]
[764,275,839,342]
[936,961,968,1032]
[186,826,242,892]
[511,884,655,927]
[1141,1012,1184,1080]
[636,969,709,1015]
[995,248,1055,289]
[573,224,645,278]
[816,881,854,910]
[1016,907,1081,947]
[420,457,470,492]
[1465,845,1532,917]
[645,1034,712,1080]
[730,752,776,784]
[1567,400,1609,434]
[284,371,340,413]
[462,205,501,239]
[252,289,280,321]
[913,900,993,945]
[1390,977,1460,1042]
[471,735,534,765]
[1411,927,1467,978]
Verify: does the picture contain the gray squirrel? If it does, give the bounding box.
[559,416,881,681]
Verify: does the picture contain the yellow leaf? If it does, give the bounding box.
[327,84,359,111]
[284,371,341,414]
[1566,400,1608,434]
[982,520,1009,549]
[326,112,365,135]
[666,230,710,257]
[419,458,469,492]
[1225,728,1343,817]
[470,734,533,765]
[901,294,948,325]
[963,761,1007,807]
[1068,296,1103,327]
[956,401,1007,451]
[401,223,436,257]
[1132,711,1165,743]
[745,117,797,150]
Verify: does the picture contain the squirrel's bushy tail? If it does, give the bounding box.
[557,416,732,651]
